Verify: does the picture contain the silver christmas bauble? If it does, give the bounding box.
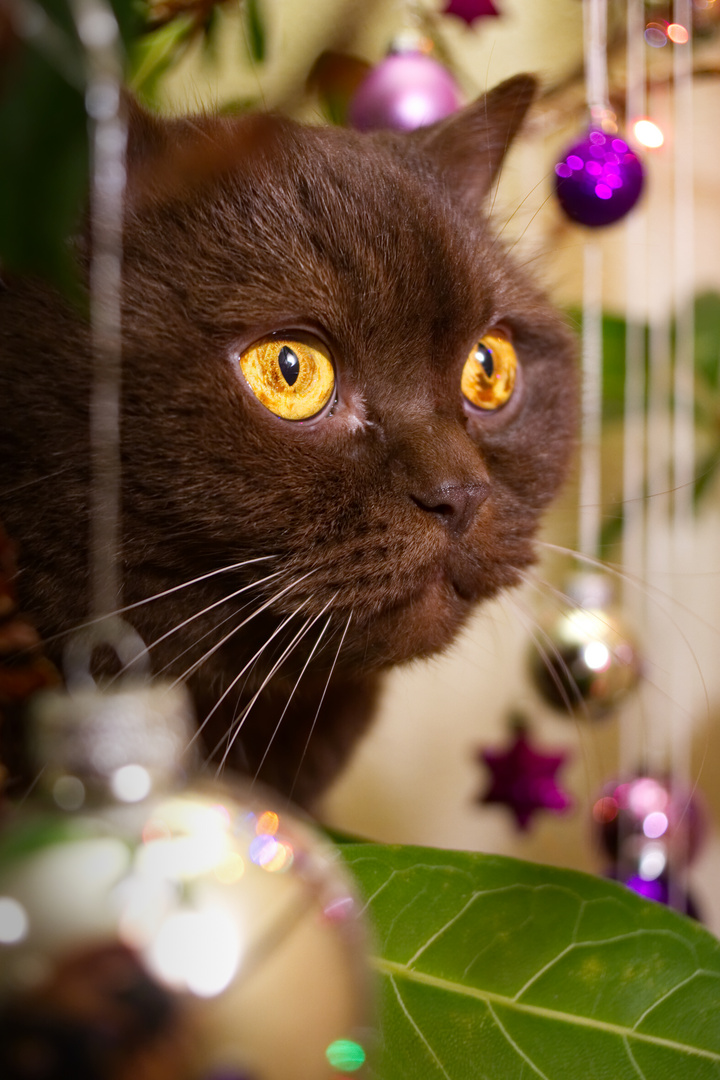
[528,574,642,720]
[0,681,372,1080]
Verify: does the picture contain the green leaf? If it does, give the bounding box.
[244,0,266,63]
[694,293,720,388]
[0,44,88,294]
[128,14,196,99]
[340,844,720,1079]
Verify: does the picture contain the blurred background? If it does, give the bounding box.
[5,0,720,932]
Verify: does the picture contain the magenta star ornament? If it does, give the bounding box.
[477,722,572,830]
[444,0,500,26]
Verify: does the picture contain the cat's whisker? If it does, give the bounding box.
[37,555,278,649]
[537,539,720,645]
[502,584,591,718]
[525,547,711,726]
[249,598,338,787]
[217,602,337,774]
[112,566,288,680]
[150,602,250,680]
[287,609,354,807]
[491,173,554,249]
[503,188,559,259]
[192,601,314,759]
[0,466,73,497]
[168,566,320,691]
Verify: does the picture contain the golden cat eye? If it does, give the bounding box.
[461,332,517,411]
[238,335,335,421]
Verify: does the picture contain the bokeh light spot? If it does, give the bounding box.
[256,810,279,836]
[667,22,689,44]
[326,1039,366,1072]
[0,897,29,944]
[633,118,664,149]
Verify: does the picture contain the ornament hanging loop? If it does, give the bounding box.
[584,0,616,131]
[62,616,150,691]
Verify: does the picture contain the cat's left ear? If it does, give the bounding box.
[410,73,537,212]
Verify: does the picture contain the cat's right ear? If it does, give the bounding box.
[125,95,162,163]
[410,73,538,214]
[124,94,188,166]
[122,96,283,207]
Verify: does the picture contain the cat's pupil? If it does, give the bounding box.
[278,345,300,386]
[475,343,494,379]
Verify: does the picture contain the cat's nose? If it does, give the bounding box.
[410,481,490,538]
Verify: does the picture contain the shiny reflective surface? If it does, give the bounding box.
[594,776,708,918]
[554,128,645,228]
[0,785,372,1079]
[348,52,461,133]
[528,588,642,719]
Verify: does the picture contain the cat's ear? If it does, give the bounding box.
[122,97,282,207]
[411,73,537,212]
[123,94,190,165]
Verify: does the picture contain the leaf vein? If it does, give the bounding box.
[624,1035,649,1080]
[375,957,720,1062]
[487,1001,553,1080]
[632,968,720,1029]
[389,975,453,1080]
[406,891,481,968]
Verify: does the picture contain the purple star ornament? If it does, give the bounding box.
[444,0,500,25]
[477,723,572,830]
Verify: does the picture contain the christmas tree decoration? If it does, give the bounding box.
[528,574,642,720]
[593,775,707,916]
[308,52,373,126]
[554,0,645,228]
[443,0,500,26]
[348,51,462,133]
[476,719,572,831]
[593,775,707,868]
[0,676,372,1079]
[554,128,645,228]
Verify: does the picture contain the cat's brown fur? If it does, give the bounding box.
[0,77,577,806]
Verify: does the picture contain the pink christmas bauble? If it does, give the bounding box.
[594,775,708,868]
[348,52,462,133]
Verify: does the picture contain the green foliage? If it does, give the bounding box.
[0,0,137,291]
[0,22,87,291]
[340,843,720,1080]
[0,0,268,286]
[129,13,197,101]
[243,0,265,63]
[566,296,720,549]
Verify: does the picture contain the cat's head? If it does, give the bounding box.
[0,76,577,794]
[114,76,576,665]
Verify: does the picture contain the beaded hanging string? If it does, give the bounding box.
[71,0,128,627]
[670,0,696,905]
[620,0,648,775]
[583,0,610,130]
[63,0,151,683]
[620,0,698,905]
[577,0,608,565]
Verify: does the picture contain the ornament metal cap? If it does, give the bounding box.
[28,620,197,797]
[29,680,196,788]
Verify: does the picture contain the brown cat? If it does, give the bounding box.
[0,76,577,807]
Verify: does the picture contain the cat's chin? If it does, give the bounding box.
[352,570,495,667]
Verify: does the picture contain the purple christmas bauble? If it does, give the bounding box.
[593,776,708,867]
[606,869,701,920]
[554,128,645,228]
[348,52,462,133]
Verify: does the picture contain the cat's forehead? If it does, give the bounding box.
[204,122,506,355]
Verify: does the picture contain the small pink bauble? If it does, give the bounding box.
[593,775,708,868]
[348,52,462,133]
